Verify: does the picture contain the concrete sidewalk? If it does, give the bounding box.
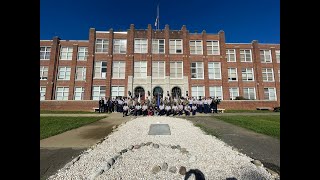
[40,113,132,180]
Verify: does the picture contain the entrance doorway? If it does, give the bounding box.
[134,86,145,99]
[171,86,181,98]
[153,86,163,98]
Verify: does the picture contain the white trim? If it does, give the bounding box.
[114,32,127,34]
[95,38,109,53]
[96,31,110,33]
[264,87,277,100]
[57,66,71,80]
[75,67,86,81]
[93,61,107,79]
[40,40,52,41]
[40,66,48,80]
[113,39,127,54]
[191,86,205,98]
[209,86,223,100]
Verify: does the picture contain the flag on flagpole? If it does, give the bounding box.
[138,93,141,103]
[154,16,158,27]
[154,3,159,28]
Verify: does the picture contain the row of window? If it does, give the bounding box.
[40,42,280,63]
[40,86,277,101]
[40,62,280,81]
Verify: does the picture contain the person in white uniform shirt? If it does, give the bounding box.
[184,105,191,116]
[123,103,129,117]
[165,104,172,116]
[192,103,197,116]
[178,103,184,116]
[134,103,141,116]
[172,103,178,116]
[159,103,165,116]
[142,103,148,116]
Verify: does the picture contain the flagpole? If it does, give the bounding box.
[157,3,159,30]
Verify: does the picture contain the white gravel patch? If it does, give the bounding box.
[48,116,274,180]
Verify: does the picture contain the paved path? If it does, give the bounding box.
[185,114,280,175]
[40,113,132,180]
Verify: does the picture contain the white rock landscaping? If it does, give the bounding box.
[48,116,275,180]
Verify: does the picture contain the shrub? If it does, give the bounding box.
[273,106,280,112]
[235,96,247,100]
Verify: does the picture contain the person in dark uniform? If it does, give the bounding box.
[98,97,104,113]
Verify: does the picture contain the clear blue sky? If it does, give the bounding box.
[40,0,279,43]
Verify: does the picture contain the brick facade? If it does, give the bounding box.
[40,24,280,111]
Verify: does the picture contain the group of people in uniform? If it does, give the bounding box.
[98,95,221,117]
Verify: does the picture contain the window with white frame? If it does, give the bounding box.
[152,61,165,79]
[56,87,69,100]
[276,50,280,63]
[240,49,252,62]
[191,62,204,79]
[60,47,73,60]
[113,39,127,54]
[40,47,51,60]
[206,40,219,55]
[77,47,88,60]
[57,67,71,80]
[40,87,46,100]
[92,86,106,100]
[243,87,256,100]
[228,68,238,81]
[134,39,148,53]
[264,87,277,100]
[112,61,125,79]
[229,87,239,100]
[208,62,221,79]
[111,86,125,99]
[134,61,147,78]
[74,87,84,100]
[242,68,254,81]
[262,68,274,82]
[94,61,107,79]
[170,61,183,79]
[191,86,205,98]
[209,86,223,100]
[40,66,48,80]
[260,50,272,63]
[152,39,165,54]
[226,49,236,62]
[169,39,183,54]
[95,39,109,53]
[189,40,203,55]
[278,69,280,81]
[76,67,86,81]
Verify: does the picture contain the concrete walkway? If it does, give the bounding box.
[40,112,280,179]
[40,113,132,180]
[185,114,280,175]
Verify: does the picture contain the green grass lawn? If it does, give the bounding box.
[40,110,97,114]
[40,116,106,140]
[214,115,280,139]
